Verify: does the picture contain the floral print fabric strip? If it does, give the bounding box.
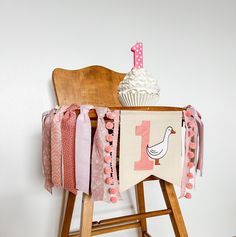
[91,108,121,202]
[91,107,108,201]
[51,105,69,187]
[42,108,56,193]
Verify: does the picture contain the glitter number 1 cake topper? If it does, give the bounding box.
[131,42,143,69]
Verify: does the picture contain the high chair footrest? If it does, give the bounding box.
[69,209,171,237]
[93,208,172,227]
[69,221,140,236]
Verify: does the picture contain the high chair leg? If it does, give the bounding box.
[160,180,188,237]
[136,182,148,236]
[60,191,76,237]
[80,193,94,237]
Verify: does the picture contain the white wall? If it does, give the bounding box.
[0,0,236,236]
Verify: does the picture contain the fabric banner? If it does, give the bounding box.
[119,110,183,192]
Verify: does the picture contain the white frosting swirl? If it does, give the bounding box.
[118,68,160,95]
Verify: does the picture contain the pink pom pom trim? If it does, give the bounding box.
[106,134,113,142]
[110,196,118,203]
[189,142,196,149]
[104,156,112,163]
[104,167,112,174]
[187,162,194,169]
[187,151,194,159]
[106,122,114,130]
[187,172,194,179]
[185,110,192,117]
[105,177,113,185]
[109,188,118,194]
[185,193,192,199]
[105,145,113,153]
[106,111,116,120]
[186,183,193,189]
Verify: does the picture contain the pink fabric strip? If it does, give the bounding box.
[42,109,56,193]
[103,110,121,202]
[91,108,121,202]
[51,105,69,187]
[75,105,94,194]
[181,108,194,197]
[195,111,204,175]
[180,105,204,198]
[61,104,79,194]
[91,107,108,201]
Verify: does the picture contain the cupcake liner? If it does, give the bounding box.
[118,92,159,106]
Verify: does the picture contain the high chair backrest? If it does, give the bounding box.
[52,65,125,106]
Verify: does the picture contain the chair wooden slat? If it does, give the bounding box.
[53,65,125,106]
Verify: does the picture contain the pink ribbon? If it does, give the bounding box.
[42,108,56,193]
[75,105,94,194]
[91,107,108,201]
[195,110,204,175]
[180,105,204,198]
[51,105,69,187]
[61,104,79,194]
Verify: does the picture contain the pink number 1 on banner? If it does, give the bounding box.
[134,121,154,170]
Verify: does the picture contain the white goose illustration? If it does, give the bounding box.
[146,126,176,165]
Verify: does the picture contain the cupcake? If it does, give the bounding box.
[118,68,160,106]
[118,42,160,106]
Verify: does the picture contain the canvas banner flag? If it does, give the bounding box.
[119,110,183,192]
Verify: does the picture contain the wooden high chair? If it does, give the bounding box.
[52,65,188,237]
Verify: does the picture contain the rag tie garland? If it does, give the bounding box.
[42,105,203,201]
[75,105,94,194]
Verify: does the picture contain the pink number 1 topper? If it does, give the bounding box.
[131,42,144,69]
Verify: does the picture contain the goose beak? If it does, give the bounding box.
[171,129,176,134]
